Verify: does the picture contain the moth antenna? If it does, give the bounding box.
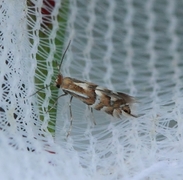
[56,61,59,70]
[30,41,71,97]
[29,84,53,97]
[59,40,71,72]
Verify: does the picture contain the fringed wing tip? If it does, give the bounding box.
[129,113,138,118]
[112,106,138,119]
[121,111,138,118]
[117,92,138,104]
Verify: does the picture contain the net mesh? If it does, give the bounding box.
[1,0,183,179]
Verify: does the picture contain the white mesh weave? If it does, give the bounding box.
[1,0,183,179]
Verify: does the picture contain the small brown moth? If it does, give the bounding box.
[53,41,137,136]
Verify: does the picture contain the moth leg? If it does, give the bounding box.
[29,84,52,97]
[47,92,68,113]
[89,106,96,125]
[67,96,73,137]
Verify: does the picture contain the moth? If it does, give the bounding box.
[52,41,137,136]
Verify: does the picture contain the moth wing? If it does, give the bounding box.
[63,89,88,98]
[96,87,135,104]
[116,92,136,103]
[71,78,86,83]
[72,78,98,89]
[63,78,97,99]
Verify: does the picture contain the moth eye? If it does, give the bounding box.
[56,84,60,88]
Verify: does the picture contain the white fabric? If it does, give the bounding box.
[0,0,183,179]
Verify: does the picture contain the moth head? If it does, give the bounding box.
[55,73,64,88]
[56,40,71,88]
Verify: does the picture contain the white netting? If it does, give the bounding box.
[0,0,183,179]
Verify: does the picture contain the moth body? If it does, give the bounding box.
[56,73,137,118]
